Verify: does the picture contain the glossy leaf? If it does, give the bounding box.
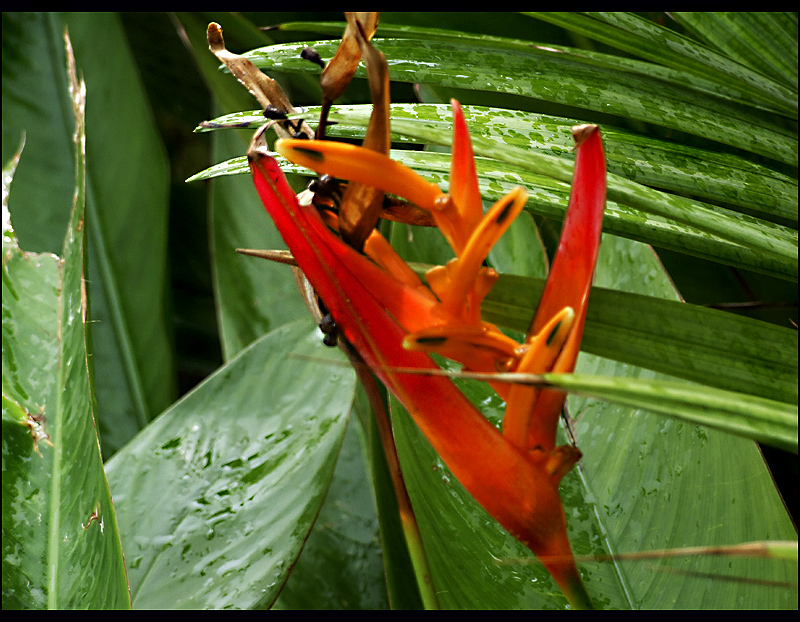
[194,101,798,226]
[320,103,797,221]
[2,42,129,608]
[272,411,390,610]
[669,12,798,90]
[540,372,797,453]
[2,12,175,456]
[242,36,797,166]
[569,240,796,610]
[526,12,797,115]
[174,14,391,609]
[105,319,355,609]
[192,104,797,281]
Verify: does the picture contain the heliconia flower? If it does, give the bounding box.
[251,101,605,609]
[275,104,528,383]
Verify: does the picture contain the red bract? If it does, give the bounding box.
[525,124,607,453]
[249,103,605,609]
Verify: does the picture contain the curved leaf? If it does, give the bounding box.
[244,37,797,166]
[670,12,798,91]
[2,12,175,456]
[541,373,797,453]
[272,414,390,610]
[2,47,129,608]
[192,104,797,281]
[105,319,356,609]
[196,103,798,221]
[526,12,797,116]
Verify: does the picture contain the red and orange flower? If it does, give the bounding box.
[248,99,606,609]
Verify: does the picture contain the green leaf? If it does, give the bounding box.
[272,413,390,610]
[1,13,74,254]
[200,97,798,225]
[2,41,130,608]
[278,16,798,115]
[480,274,798,406]
[243,35,797,166]
[670,12,798,91]
[575,235,796,608]
[391,394,571,609]
[193,104,797,281]
[525,12,797,116]
[2,12,176,456]
[541,373,797,453]
[105,319,356,609]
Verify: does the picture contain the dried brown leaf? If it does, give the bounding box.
[319,12,379,104]
[336,13,391,250]
[207,22,313,140]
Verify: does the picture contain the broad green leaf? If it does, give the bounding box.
[272,414,389,610]
[573,235,795,609]
[105,319,356,610]
[1,13,74,254]
[391,395,574,609]
[2,45,129,608]
[2,12,176,456]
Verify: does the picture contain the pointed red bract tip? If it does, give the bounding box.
[525,125,606,452]
[448,99,483,248]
